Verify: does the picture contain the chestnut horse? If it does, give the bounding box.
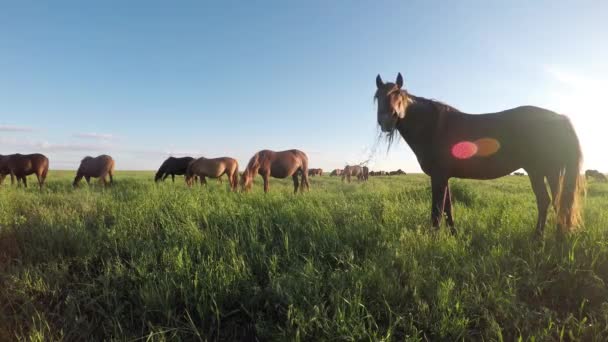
[341,165,364,183]
[241,149,309,193]
[155,156,194,182]
[6,153,49,189]
[185,157,239,191]
[375,73,584,235]
[73,155,115,187]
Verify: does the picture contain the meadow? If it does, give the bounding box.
[1,171,608,341]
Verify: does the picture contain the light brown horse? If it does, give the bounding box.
[341,165,364,183]
[241,149,309,193]
[0,155,13,185]
[330,169,343,177]
[73,155,115,187]
[185,157,239,191]
[6,153,49,189]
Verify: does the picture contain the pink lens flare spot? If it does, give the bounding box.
[451,141,478,159]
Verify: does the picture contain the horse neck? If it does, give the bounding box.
[396,99,443,150]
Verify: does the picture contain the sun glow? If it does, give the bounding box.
[451,138,501,160]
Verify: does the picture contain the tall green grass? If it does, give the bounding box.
[1,171,608,340]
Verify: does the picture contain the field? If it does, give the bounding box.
[1,171,608,341]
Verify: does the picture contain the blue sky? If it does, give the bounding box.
[1,1,606,171]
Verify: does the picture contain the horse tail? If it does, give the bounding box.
[232,161,239,190]
[300,152,309,190]
[41,159,49,183]
[109,159,115,185]
[556,118,585,233]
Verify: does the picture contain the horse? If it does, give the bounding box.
[362,166,369,181]
[6,153,49,189]
[308,168,323,177]
[389,169,406,176]
[241,149,309,193]
[73,155,115,187]
[185,157,239,191]
[585,169,607,182]
[0,155,13,185]
[375,73,584,235]
[155,156,195,182]
[341,165,364,183]
[330,169,343,177]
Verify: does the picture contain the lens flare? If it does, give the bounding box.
[474,138,500,157]
[451,141,478,159]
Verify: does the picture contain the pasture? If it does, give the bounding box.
[1,171,608,341]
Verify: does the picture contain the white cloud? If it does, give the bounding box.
[73,132,114,140]
[0,125,35,132]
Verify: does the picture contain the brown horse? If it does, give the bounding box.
[341,165,364,183]
[308,168,323,177]
[185,157,239,191]
[0,155,13,185]
[330,169,343,177]
[6,153,49,189]
[585,169,607,182]
[155,156,195,182]
[241,149,309,193]
[375,73,584,235]
[73,155,115,187]
[362,166,369,181]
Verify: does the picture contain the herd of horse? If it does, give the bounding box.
[0,73,600,236]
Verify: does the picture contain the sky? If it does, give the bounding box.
[1,1,607,171]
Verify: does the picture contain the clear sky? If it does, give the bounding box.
[1,1,606,171]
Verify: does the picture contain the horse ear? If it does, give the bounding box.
[376,74,384,89]
[396,73,403,88]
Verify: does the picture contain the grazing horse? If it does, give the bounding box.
[375,73,584,235]
[185,157,239,191]
[0,155,13,185]
[6,153,49,189]
[330,169,343,177]
[241,149,309,193]
[389,169,406,176]
[362,166,369,181]
[585,169,607,182]
[73,155,115,187]
[341,165,364,183]
[308,168,323,177]
[155,156,194,182]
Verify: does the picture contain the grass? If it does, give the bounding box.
[1,171,608,341]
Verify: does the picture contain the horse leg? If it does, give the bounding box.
[36,173,43,190]
[444,185,456,233]
[528,173,551,237]
[0,174,5,185]
[302,172,310,192]
[547,170,562,231]
[292,174,299,194]
[263,174,270,193]
[162,173,169,181]
[22,176,28,188]
[200,176,207,186]
[171,174,175,183]
[109,172,114,186]
[85,176,91,185]
[431,176,448,228]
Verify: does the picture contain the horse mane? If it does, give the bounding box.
[409,95,459,114]
[246,152,260,174]
[81,156,93,163]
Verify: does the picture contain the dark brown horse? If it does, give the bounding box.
[6,153,49,189]
[73,155,115,187]
[362,166,369,181]
[375,73,584,235]
[585,169,607,182]
[241,149,309,193]
[0,155,13,185]
[185,157,239,191]
[308,168,323,177]
[155,156,194,182]
[341,165,364,183]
